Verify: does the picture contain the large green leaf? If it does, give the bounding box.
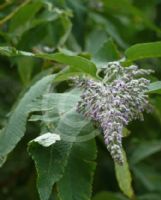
[0,75,55,164]
[29,140,72,200]
[28,89,96,200]
[125,42,161,62]
[57,139,97,200]
[114,150,135,199]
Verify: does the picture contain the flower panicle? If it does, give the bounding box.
[74,62,153,164]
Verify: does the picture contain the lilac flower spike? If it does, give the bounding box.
[74,62,153,164]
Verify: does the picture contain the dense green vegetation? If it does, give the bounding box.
[0,0,161,200]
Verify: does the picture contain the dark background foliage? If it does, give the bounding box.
[0,0,161,200]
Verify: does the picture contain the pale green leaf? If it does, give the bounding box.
[125,42,161,62]
[115,150,134,199]
[148,81,161,94]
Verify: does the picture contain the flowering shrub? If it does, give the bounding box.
[0,1,161,200]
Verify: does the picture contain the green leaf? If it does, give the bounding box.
[57,15,72,47]
[29,89,95,200]
[54,65,97,82]
[9,1,43,32]
[0,75,55,165]
[130,141,161,165]
[93,39,121,67]
[115,150,135,199]
[36,52,97,77]
[16,57,35,85]
[85,30,108,55]
[125,42,161,62]
[29,140,72,200]
[57,139,97,200]
[148,81,161,94]
[0,47,97,77]
[54,71,84,82]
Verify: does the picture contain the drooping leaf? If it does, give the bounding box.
[0,75,55,165]
[114,150,135,199]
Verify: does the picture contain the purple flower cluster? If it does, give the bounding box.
[75,63,153,164]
